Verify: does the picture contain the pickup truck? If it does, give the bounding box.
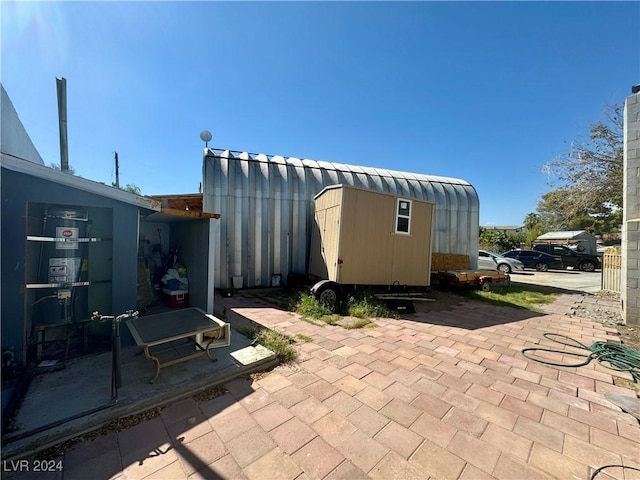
[532,244,601,272]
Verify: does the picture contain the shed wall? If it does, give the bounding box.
[339,187,395,284]
[203,149,479,289]
[337,187,433,285]
[1,168,142,365]
[391,200,433,285]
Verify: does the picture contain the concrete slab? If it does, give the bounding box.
[511,270,601,293]
[1,326,278,460]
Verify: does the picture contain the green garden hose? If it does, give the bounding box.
[522,333,640,382]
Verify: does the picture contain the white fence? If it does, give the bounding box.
[601,248,622,293]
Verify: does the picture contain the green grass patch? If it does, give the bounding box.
[255,329,297,363]
[235,326,297,363]
[244,288,405,328]
[294,292,343,325]
[462,284,559,311]
[343,318,374,329]
[295,292,334,318]
[346,292,398,319]
[320,314,342,325]
[295,334,313,343]
[293,291,397,327]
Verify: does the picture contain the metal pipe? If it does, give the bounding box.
[56,78,69,172]
[112,317,122,394]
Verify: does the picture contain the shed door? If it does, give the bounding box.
[322,205,341,282]
[308,204,341,282]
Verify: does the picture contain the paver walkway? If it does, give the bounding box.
[9,293,639,480]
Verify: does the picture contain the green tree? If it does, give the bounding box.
[479,228,521,252]
[49,162,76,175]
[522,212,547,248]
[112,183,142,195]
[523,212,543,231]
[540,103,623,234]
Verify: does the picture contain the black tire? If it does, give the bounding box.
[497,263,511,274]
[579,261,596,272]
[535,262,549,272]
[481,282,492,292]
[315,284,341,312]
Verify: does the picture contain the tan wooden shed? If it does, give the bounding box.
[309,185,434,287]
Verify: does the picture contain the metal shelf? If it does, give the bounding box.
[26,236,102,243]
[25,281,90,289]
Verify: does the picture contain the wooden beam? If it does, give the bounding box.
[160,208,220,219]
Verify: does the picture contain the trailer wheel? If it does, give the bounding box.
[311,281,342,313]
[480,281,492,292]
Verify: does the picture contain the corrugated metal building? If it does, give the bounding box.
[203,149,479,289]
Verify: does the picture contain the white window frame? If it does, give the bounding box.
[394,198,412,235]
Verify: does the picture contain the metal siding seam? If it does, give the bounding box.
[204,150,478,288]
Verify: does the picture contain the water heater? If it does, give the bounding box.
[34,206,89,325]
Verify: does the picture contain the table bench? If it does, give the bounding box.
[126,307,230,383]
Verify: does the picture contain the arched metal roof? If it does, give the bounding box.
[203,148,479,289]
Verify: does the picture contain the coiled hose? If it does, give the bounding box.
[521,333,640,382]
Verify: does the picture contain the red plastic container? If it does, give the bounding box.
[162,288,189,308]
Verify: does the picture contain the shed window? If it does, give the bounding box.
[395,198,412,234]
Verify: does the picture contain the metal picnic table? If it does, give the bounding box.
[126,307,230,383]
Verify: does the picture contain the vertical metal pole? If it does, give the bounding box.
[111,318,122,402]
[56,77,69,172]
[115,152,120,189]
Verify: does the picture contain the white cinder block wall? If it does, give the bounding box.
[622,89,640,325]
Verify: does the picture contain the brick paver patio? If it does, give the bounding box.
[14,293,640,479]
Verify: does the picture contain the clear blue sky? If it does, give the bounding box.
[2,1,638,226]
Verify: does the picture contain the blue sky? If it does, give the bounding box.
[2,1,638,226]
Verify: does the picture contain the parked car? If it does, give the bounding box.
[532,244,601,272]
[502,249,564,272]
[478,250,525,274]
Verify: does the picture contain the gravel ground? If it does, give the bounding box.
[572,290,624,325]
